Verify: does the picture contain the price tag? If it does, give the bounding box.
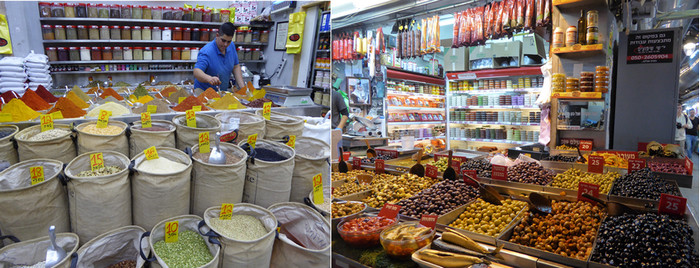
[29,166,44,185]
[426,164,438,179]
[219,203,234,220]
[262,102,272,120]
[247,133,258,149]
[375,159,385,174]
[178,97,185,104]
[286,135,296,149]
[141,112,152,128]
[164,220,179,243]
[492,165,507,180]
[90,152,105,171]
[659,193,687,216]
[577,182,599,204]
[342,152,351,161]
[685,157,693,175]
[420,214,438,230]
[352,157,361,170]
[186,109,196,128]
[312,173,323,205]
[378,203,401,219]
[628,159,646,173]
[0,113,12,122]
[51,111,63,120]
[96,110,110,128]
[147,105,157,113]
[579,140,593,151]
[193,105,202,112]
[144,146,159,160]
[462,170,478,186]
[40,114,54,132]
[451,160,461,170]
[198,132,210,153]
[588,155,605,174]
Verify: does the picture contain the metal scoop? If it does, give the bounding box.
[582,193,638,216]
[463,173,503,205]
[45,226,66,268]
[208,132,226,164]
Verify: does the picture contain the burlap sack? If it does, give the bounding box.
[0,159,69,241]
[148,215,220,268]
[238,139,295,208]
[203,204,276,268]
[0,233,79,268]
[75,121,129,157]
[172,114,221,150]
[268,202,331,268]
[72,226,149,268]
[65,151,132,244]
[190,143,247,216]
[290,137,330,203]
[131,147,193,231]
[15,124,76,164]
[0,125,18,165]
[215,111,266,142]
[128,120,176,158]
[255,111,304,140]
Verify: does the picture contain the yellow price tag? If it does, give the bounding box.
[198,132,210,153]
[219,203,234,220]
[147,105,157,114]
[30,166,45,185]
[286,135,296,149]
[247,133,258,150]
[0,113,12,122]
[144,146,159,160]
[40,114,54,132]
[141,112,152,128]
[51,111,63,120]
[186,110,197,128]
[262,102,272,120]
[164,220,179,243]
[193,106,202,112]
[96,110,110,128]
[312,173,324,205]
[228,104,237,110]
[178,97,185,104]
[90,152,105,171]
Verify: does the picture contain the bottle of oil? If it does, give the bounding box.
[577,10,586,45]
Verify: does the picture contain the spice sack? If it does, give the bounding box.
[128,120,176,158]
[15,124,76,163]
[72,226,149,268]
[268,202,331,268]
[0,233,79,268]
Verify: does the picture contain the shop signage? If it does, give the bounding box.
[376,149,399,158]
[352,157,361,170]
[140,112,152,128]
[659,193,686,216]
[420,215,438,230]
[90,152,104,171]
[192,106,202,112]
[40,114,53,132]
[426,164,438,179]
[462,170,478,186]
[588,155,605,173]
[378,203,401,219]
[491,165,507,180]
[262,102,272,120]
[29,166,44,185]
[198,132,210,153]
[627,30,674,64]
[164,220,179,243]
[219,203,234,220]
[628,159,646,173]
[375,159,385,174]
[685,157,693,175]
[451,160,461,170]
[577,182,599,204]
[312,173,324,205]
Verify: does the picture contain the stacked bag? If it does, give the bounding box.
[25,51,52,91]
[0,56,27,94]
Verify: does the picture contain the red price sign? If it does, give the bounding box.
[462,170,478,186]
[375,159,385,174]
[588,155,605,173]
[492,165,507,181]
[426,164,438,179]
[352,157,361,170]
[420,214,438,230]
[577,182,600,204]
[628,159,646,173]
[378,203,401,219]
[164,220,179,243]
[659,194,687,216]
[579,140,593,151]
[685,157,693,175]
[451,160,461,170]
[342,152,351,161]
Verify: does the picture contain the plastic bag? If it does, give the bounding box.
[0,15,11,55]
[490,154,515,167]
[0,57,23,67]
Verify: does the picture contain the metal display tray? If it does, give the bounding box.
[436,201,528,245]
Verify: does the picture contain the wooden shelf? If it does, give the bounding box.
[446,66,543,80]
[551,92,604,99]
[552,44,606,58]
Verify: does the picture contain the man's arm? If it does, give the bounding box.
[194,68,221,85]
[232,64,245,91]
[337,115,348,132]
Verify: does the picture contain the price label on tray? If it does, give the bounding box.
[420,215,438,230]
[262,102,272,120]
[164,220,179,243]
[451,160,461,170]
[247,133,258,150]
[577,182,600,204]
[628,159,646,173]
[51,111,63,120]
[312,173,323,205]
[462,170,478,186]
[219,203,234,220]
[588,155,605,174]
[659,194,687,216]
[144,146,159,160]
[193,106,202,112]
[186,110,197,128]
[90,152,105,172]
[579,140,593,151]
[141,112,152,128]
[352,157,361,170]
[286,135,296,149]
[29,166,44,185]
[198,132,210,153]
[378,203,401,219]
[40,114,54,132]
[96,110,110,128]
[426,164,438,179]
[375,159,385,174]
[147,105,157,114]
[491,165,507,180]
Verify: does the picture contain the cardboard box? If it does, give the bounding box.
[514,33,547,66]
[444,46,469,72]
[491,41,522,69]
[469,44,494,70]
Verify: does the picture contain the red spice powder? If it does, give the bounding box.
[35,85,59,103]
[0,91,18,104]
[48,97,87,118]
[20,89,51,111]
[197,88,220,103]
[172,95,209,112]
[99,87,125,101]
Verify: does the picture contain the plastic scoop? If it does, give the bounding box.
[338,147,348,173]
[409,149,425,177]
[364,140,377,158]
[442,150,457,180]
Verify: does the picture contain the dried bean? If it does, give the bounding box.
[209,215,268,241]
[253,148,287,162]
[106,260,136,268]
[153,230,213,268]
[76,166,122,177]
[27,129,71,141]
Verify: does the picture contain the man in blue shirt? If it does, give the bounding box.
[193,22,245,91]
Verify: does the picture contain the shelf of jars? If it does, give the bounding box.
[450,105,540,109]
[388,136,445,144]
[451,137,533,145]
[451,121,541,126]
[49,59,266,65]
[39,17,265,28]
[386,90,445,99]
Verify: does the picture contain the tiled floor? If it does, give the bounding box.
[680,153,699,223]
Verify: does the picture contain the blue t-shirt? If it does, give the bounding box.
[194,40,239,90]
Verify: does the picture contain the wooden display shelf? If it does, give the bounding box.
[552,44,605,57]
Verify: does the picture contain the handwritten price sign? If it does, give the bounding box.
[262,102,272,120]
[451,160,461,170]
[219,203,234,220]
[628,159,646,173]
[198,132,210,153]
[96,110,110,128]
[659,194,687,216]
[579,140,593,151]
[40,114,54,132]
[375,159,385,174]
[588,155,605,174]
[462,170,478,186]
[492,165,507,181]
[426,164,438,179]
[30,166,44,185]
[378,203,401,219]
[144,146,159,160]
[352,157,361,170]
[90,152,105,171]
[247,133,258,150]
[286,135,296,149]
[312,173,324,205]
[141,112,152,128]
[164,221,179,243]
[577,182,600,204]
[186,110,197,128]
[420,215,438,230]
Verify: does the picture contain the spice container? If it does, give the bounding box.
[91,47,101,61]
[133,47,144,60]
[100,25,110,40]
[123,47,133,60]
[244,48,252,60]
[586,27,598,45]
[193,8,203,21]
[39,2,52,17]
[181,47,191,60]
[110,26,121,40]
[143,47,153,60]
[89,25,99,40]
[77,25,88,39]
[260,30,269,42]
[566,77,579,92]
[553,27,564,48]
[97,4,109,18]
[236,47,244,59]
[52,3,65,17]
[53,25,66,40]
[163,47,172,60]
[235,30,245,43]
[46,47,58,62]
[183,28,191,41]
[64,3,76,18]
[220,10,230,22]
[113,47,123,60]
[183,8,193,21]
[252,30,260,42]
[252,48,261,60]
[102,47,113,61]
[172,47,181,60]
[42,25,54,40]
[57,47,69,61]
[151,6,162,20]
[132,5,142,19]
[142,26,151,40]
[202,9,211,22]
[162,27,172,40]
[211,9,220,22]
[163,7,173,20]
[121,26,131,40]
[120,4,131,18]
[86,3,98,18]
[142,5,152,19]
[68,47,80,61]
[244,30,253,43]
[191,28,200,41]
[153,47,162,60]
[152,27,162,40]
[109,4,120,18]
[80,47,90,61]
[587,10,599,28]
[191,47,199,60]
[566,26,577,47]
[552,73,566,93]
[579,72,595,92]
[173,7,183,20]
[132,26,142,40]
[173,27,182,40]
[200,28,210,41]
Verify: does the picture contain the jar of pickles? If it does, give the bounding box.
[151,6,162,20]
[191,28,200,41]
[51,3,65,17]
[152,27,162,40]
[132,26,142,40]
[153,47,162,60]
[89,25,100,40]
[142,26,151,40]
[120,4,131,18]
[173,7,183,20]
[80,47,90,61]
[163,47,172,60]
[102,47,113,61]
[64,3,76,17]
[163,7,173,20]
[142,5,152,19]
[200,28,210,41]
[133,47,144,60]
[220,10,230,22]
[183,28,191,41]
[162,27,172,40]
[42,25,54,40]
[110,26,121,40]
[121,26,131,40]
[144,47,153,60]
[113,47,123,60]
[45,47,57,61]
[566,77,579,92]
[552,73,566,93]
[91,47,101,60]
[100,25,110,40]
[181,47,191,60]
[202,9,211,22]
[132,5,143,19]
[39,2,52,17]
[123,47,133,60]
[77,25,88,39]
[57,47,69,61]
[109,4,120,18]
[65,25,77,40]
[173,27,183,40]
[54,25,66,40]
[97,4,109,18]
[183,8,193,21]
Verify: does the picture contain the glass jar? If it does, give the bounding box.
[113,47,123,60]
[260,30,269,42]
[75,3,87,17]
[181,47,191,60]
[143,47,153,60]
[202,9,211,22]
[236,47,244,59]
[153,47,162,60]
[163,7,173,20]
[210,30,216,41]
[244,30,253,43]
[193,8,203,22]
[200,28,210,41]
[97,4,109,18]
[191,28,200,41]
[211,9,220,22]
[87,3,98,18]
[51,3,65,17]
[100,25,110,40]
[244,48,252,60]
[120,5,131,18]
[57,47,69,61]
[123,47,133,60]
[183,28,191,41]
[252,30,260,42]
[65,25,77,40]
[91,47,101,60]
[142,5,152,19]
[109,4,120,18]
[172,47,181,60]
[173,7,183,20]
[183,8,193,21]
[132,5,143,19]
[80,47,90,61]
[142,26,151,40]
[68,47,79,61]
[235,30,245,43]
[220,10,230,23]
[102,47,113,60]
[151,6,162,20]
[163,47,172,60]
[121,26,131,40]
[191,47,199,60]
[64,3,76,18]
[252,48,261,60]
[39,2,52,17]
[110,26,121,40]
[162,27,172,40]
[89,25,100,40]
[173,27,182,40]
[132,26,142,40]
[77,25,88,39]
[54,25,66,40]
[42,25,54,40]
[152,27,162,40]
[133,47,144,60]
[46,47,57,61]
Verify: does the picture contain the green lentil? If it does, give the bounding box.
[153,230,213,268]
[76,166,122,177]
[209,215,268,241]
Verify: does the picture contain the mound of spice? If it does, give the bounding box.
[197,88,220,103]
[132,99,171,114]
[245,98,279,108]
[20,89,51,111]
[66,91,90,109]
[48,97,87,118]
[81,124,123,135]
[76,166,122,177]
[209,93,244,110]
[158,86,178,98]
[70,86,91,102]
[153,230,213,267]
[35,85,59,103]
[99,87,125,101]
[133,84,149,98]
[2,99,40,122]
[172,95,209,112]
[86,102,130,117]
[135,95,154,104]
[0,90,19,103]
[87,87,100,94]
[167,88,191,104]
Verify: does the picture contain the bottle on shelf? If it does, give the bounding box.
[577,10,586,45]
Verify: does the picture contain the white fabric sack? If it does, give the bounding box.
[239,139,295,208]
[28,76,51,84]
[0,71,27,79]
[300,116,331,145]
[128,120,177,158]
[255,111,304,140]
[268,202,331,268]
[24,51,49,64]
[215,111,266,142]
[0,88,26,94]
[190,143,247,216]
[0,66,25,72]
[0,233,79,268]
[27,71,50,77]
[290,137,330,203]
[172,114,221,150]
[0,76,26,83]
[0,56,24,67]
[72,226,149,268]
[148,215,220,268]
[0,125,19,165]
[0,82,25,89]
[25,62,49,69]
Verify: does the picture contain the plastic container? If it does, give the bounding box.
[200,28,210,41]
[172,47,181,60]
[183,28,191,41]
[57,47,69,61]
[142,26,151,40]
[163,7,173,20]
[51,3,65,17]
[132,5,142,19]
[260,30,269,43]
[68,47,80,61]
[202,9,211,22]
[88,25,99,40]
[252,30,260,42]
[64,3,76,18]
[163,47,172,60]
[191,28,200,41]
[113,47,123,60]
[553,27,564,48]
[337,215,396,247]
[211,9,220,22]
[220,9,230,22]
[153,47,162,60]
[123,47,133,60]
[183,8,193,21]
[143,47,153,60]
[39,2,52,17]
[132,26,142,40]
[90,47,101,61]
[173,7,183,20]
[99,25,109,40]
[42,25,54,40]
[235,30,245,43]
[180,47,190,60]
[53,25,65,40]
[151,6,162,20]
[142,5,152,20]
[110,26,121,40]
[193,8,203,22]
[87,3,98,18]
[120,4,131,19]
[173,27,182,40]
[77,25,88,39]
[75,3,87,17]
[121,26,131,40]
[102,47,113,61]
[252,48,261,60]
[566,26,577,47]
[97,4,109,18]
[133,47,144,60]
[80,47,90,61]
[191,47,199,60]
[244,48,252,60]
[46,47,58,61]
[244,30,253,43]
[162,27,172,41]
[380,221,435,259]
[152,27,161,40]
[236,47,244,60]
[109,4,120,18]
